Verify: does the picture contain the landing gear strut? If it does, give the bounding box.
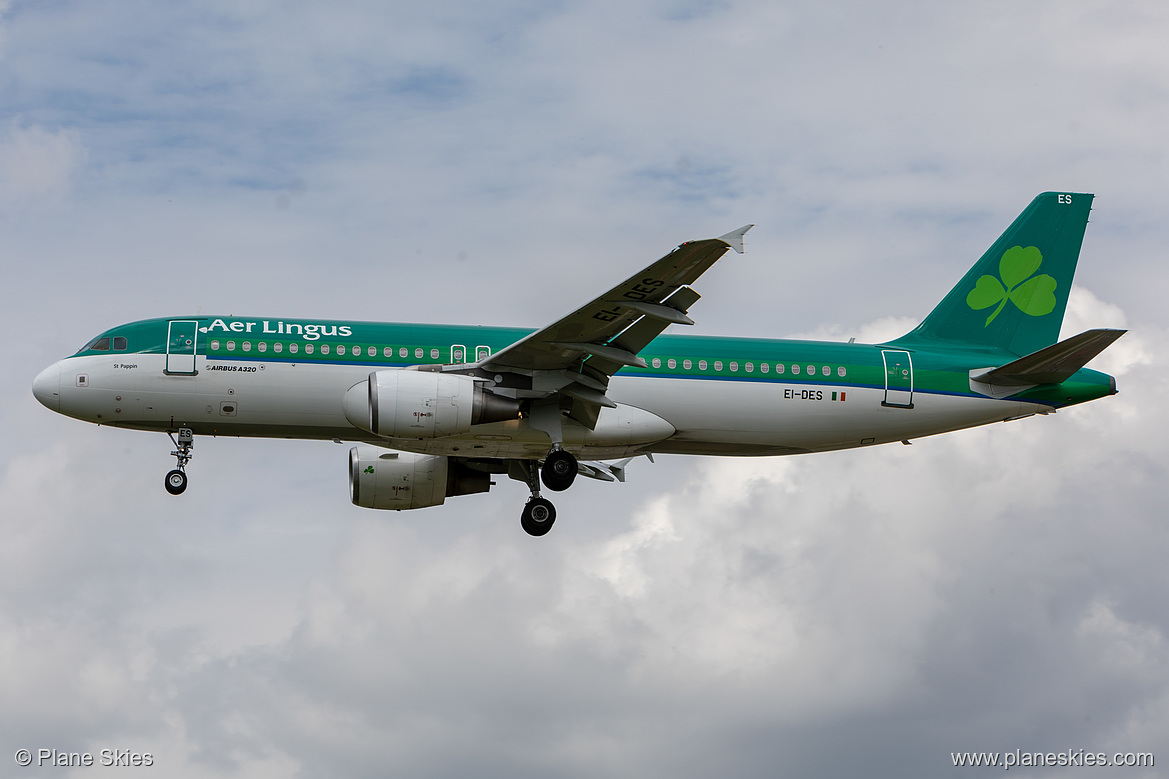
[165,428,194,496]
[518,459,557,536]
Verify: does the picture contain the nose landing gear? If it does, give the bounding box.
[165,428,194,496]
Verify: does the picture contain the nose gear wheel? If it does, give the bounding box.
[165,469,188,495]
[165,428,194,496]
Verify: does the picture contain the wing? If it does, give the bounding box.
[461,224,752,433]
[484,225,751,377]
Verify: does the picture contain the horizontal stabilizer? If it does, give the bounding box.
[576,455,649,484]
[972,328,1126,387]
[577,462,617,482]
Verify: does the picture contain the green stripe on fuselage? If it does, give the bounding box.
[71,316,1114,409]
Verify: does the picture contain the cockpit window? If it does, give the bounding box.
[84,337,111,351]
[112,337,128,350]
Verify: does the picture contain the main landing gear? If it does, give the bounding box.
[521,496,556,537]
[165,428,194,496]
[540,447,578,492]
[519,448,579,536]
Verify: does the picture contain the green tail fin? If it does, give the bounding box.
[891,192,1093,356]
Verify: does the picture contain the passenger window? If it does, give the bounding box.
[401,347,409,358]
[322,344,331,355]
[792,364,800,375]
[838,366,847,377]
[258,342,267,353]
[668,358,677,369]
[476,346,491,361]
[289,343,298,354]
[210,340,221,351]
[699,360,708,370]
[415,348,423,359]
[274,342,282,353]
[242,341,251,352]
[822,366,830,376]
[226,340,236,351]
[652,358,661,368]
[337,345,346,355]
[776,364,785,374]
[730,361,738,372]
[745,362,753,372]
[683,359,692,370]
[806,364,814,375]
[430,348,439,359]
[305,344,314,354]
[384,347,392,358]
[760,363,768,373]
[714,360,723,371]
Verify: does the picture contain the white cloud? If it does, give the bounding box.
[0,124,83,205]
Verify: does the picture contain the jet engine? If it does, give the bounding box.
[344,370,519,439]
[349,445,492,510]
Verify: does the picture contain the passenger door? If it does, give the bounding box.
[165,320,199,375]
[881,350,913,408]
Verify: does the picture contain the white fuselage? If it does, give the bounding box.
[37,351,1041,461]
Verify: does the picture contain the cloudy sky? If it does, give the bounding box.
[2,1,1167,776]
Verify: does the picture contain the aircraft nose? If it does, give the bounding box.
[32,362,62,412]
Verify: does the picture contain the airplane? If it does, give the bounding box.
[32,192,1124,536]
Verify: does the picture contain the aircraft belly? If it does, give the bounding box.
[383,402,675,460]
[608,376,1035,454]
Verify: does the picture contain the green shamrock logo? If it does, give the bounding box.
[364,465,375,474]
[966,245,1058,326]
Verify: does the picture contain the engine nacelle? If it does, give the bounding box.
[349,445,491,510]
[344,370,519,439]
